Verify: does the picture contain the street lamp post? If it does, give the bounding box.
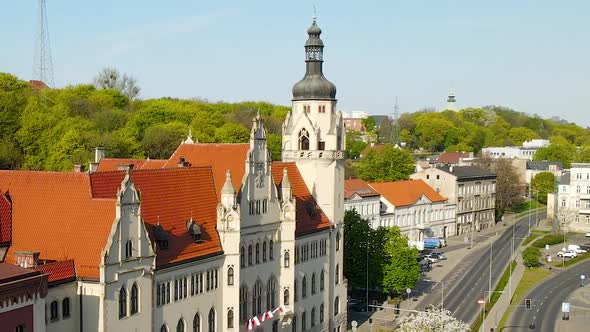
[424,279,444,310]
[482,290,505,332]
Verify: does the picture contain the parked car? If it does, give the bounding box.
[557,250,578,258]
[423,253,439,263]
[348,298,367,312]
[430,252,447,260]
[568,244,588,254]
[585,232,590,238]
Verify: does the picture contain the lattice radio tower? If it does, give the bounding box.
[33,0,54,87]
[392,96,400,144]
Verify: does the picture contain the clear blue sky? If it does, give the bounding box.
[2,1,589,126]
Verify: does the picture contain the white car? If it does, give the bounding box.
[424,254,439,263]
[585,232,590,238]
[557,250,578,258]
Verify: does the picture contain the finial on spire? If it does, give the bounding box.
[183,129,194,144]
[313,4,317,20]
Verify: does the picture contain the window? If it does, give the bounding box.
[311,307,316,327]
[586,215,590,224]
[318,141,325,150]
[302,276,307,298]
[227,267,234,286]
[50,300,59,320]
[263,242,267,262]
[125,240,133,259]
[240,246,245,268]
[562,199,566,207]
[177,319,185,332]
[284,289,290,305]
[311,273,316,294]
[576,215,580,223]
[208,308,215,332]
[248,245,253,265]
[292,315,297,332]
[284,251,290,268]
[320,303,324,323]
[15,325,25,332]
[335,264,340,284]
[336,232,340,251]
[267,277,277,310]
[577,185,581,193]
[62,297,70,318]
[273,321,278,332]
[576,200,581,208]
[131,283,139,315]
[426,175,430,179]
[269,240,274,260]
[263,199,268,213]
[119,287,127,318]
[256,243,260,264]
[161,324,168,332]
[193,313,201,332]
[302,311,306,330]
[253,281,263,316]
[227,310,234,328]
[294,279,298,302]
[334,296,340,315]
[240,286,249,322]
[320,270,325,291]
[299,129,310,150]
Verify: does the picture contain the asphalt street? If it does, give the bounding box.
[420,212,546,325]
[504,260,590,331]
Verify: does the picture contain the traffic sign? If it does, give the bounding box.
[406,288,412,295]
[581,274,586,280]
[562,302,571,313]
[477,299,485,305]
[545,244,550,250]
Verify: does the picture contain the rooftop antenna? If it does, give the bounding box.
[391,97,400,144]
[33,0,55,87]
[313,3,318,20]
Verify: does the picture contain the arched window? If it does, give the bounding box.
[311,273,316,295]
[248,245,252,265]
[50,300,59,320]
[334,296,340,315]
[267,277,276,310]
[320,270,325,291]
[292,315,297,332]
[227,267,234,286]
[302,276,307,298]
[299,129,310,150]
[253,280,262,316]
[284,251,290,268]
[263,241,267,262]
[193,313,201,332]
[311,307,316,327]
[294,279,298,302]
[131,283,139,315]
[240,246,245,268]
[239,286,248,322]
[335,264,340,284]
[119,287,127,318]
[320,303,324,323]
[269,240,274,260]
[125,239,133,259]
[283,288,290,305]
[302,311,307,330]
[255,243,260,264]
[161,324,169,332]
[208,308,215,332]
[227,309,234,328]
[336,232,340,251]
[177,318,185,332]
[62,297,70,318]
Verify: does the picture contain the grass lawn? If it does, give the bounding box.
[512,199,543,214]
[498,267,552,329]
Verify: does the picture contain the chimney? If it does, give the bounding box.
[117,164,134,171]
[177,156,188,168]
[95,147,106,163]
[73,164,85,173]
[15,251,40,268]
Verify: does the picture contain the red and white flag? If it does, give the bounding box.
[261,310,274,321]
[273,305,287,314]
[246,317,261,331]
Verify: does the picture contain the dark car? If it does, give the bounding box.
[430,252,447,260]
[348,298,367,312]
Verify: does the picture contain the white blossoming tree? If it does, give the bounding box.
[397,307,470,332]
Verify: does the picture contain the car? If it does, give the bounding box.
[430,252,447,260]
[557,250,578,258]
[585,232,590,238]
[424,254,439,263]
[348,298,367,312]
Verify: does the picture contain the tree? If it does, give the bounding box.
[382,227,420,295]
[414,114,454,151]
[522,246,541,268]
[355,144,415,182]
[93,67,140,100]
[266,133,282,161]
[478,157,525,213]
[533,142,575,168]
[508,127,540,145]
[397,307,470,332]
[346,132,368,160]
[531,172,555,205]
[141,122,187,159]
[361,116,376,132]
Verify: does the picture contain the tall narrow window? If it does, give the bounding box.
[208,308,215,332]
[284,288,290,305]
[161,324,168,332]
[294,279,298,302]
[284,251,290,268]
[320,303,324,323]
[299,129,310,150]
[335,264,340,284]
[240,286,248,322]
[302,276,307,298]
[302,311,307,330]
[334,296,340,315]
[227,310,234,328]
[253,281,263,316]
[119,287,127,318]
[50,300,59,320]
[240,246,245,267]
[311,273,316,295]
[336,232,340,251]
[263,242,267,262]
[193,313,201,332]
[292,315,297,332]
[131,283,139,315]
[62,297,71,318]
[311,307,316,327]
[125,240,133,259]
[269,240,274,260]
[177,319,185,332]
[256,243,260,264]
[320,270,325,291]
[227,267,234,286]
[248,245,253,265]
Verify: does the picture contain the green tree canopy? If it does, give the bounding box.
[531,172,555,205]
[361,116,376,132]
[533,142,575,168]
[508,127,540,145]
[346,132,368,160]
[355,144,415,182]
[382,227,421,294]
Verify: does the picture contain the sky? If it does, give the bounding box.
[1,1,589,126]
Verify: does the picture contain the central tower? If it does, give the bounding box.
[282,18,345,224]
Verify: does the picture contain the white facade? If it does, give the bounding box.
[482,139,550,161]
[344,194,380,227]
[553,164,590,232]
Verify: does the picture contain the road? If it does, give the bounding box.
[419,211,546,325]
[504,260,590,331]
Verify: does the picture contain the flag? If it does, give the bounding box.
[246,317,261,330]
[273,305,287,314]
[261,310,274,321]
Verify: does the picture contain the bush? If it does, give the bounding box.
[532,233,564,248]
[523,247,541,267]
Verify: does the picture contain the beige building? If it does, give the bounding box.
[550,164,590,232]
[412,166,497,235]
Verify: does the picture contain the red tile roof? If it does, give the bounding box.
[33,260,76,284]
[344,178,380,199]
[437,152,470,164]
[0,191,11,245]
[272,162,332,236]
[0,263,41,282]
[96,158,167,172]
[28,80,48,90]
[369,179,447,207]
[0,171,115,279]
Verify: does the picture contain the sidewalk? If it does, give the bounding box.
[555,276,590,331]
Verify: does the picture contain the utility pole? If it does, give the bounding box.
[393,97,400,145]
[34,0,55,87]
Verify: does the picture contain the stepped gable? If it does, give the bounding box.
[272,162,332,236]
[89,167,222,268]
[165,143,249,198]
[0,171,115,279]
[369,179,447,207]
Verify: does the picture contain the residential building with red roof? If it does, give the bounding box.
[0,18,347,332]
[368,180,457,246]
[344,178,381,226]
